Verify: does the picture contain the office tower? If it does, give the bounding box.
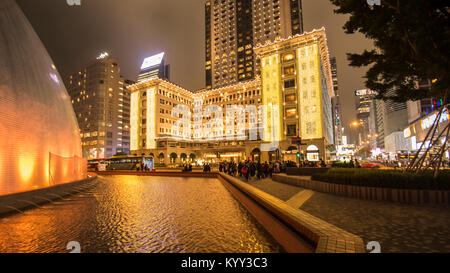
[354,89,377,146]
[67,53,132,158]
[374,91,408,149]
[137,52,170,83]
[330,57,342,146]
[205,0,304,89]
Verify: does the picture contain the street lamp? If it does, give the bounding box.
[351,121,360,127]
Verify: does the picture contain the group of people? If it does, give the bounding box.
[202,163,212,172]
[298,159,327,168]
[219,160,290,181]
[182,164,193,172]
[135,163,151,171]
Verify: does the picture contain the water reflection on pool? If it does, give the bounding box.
[0,175,282,253]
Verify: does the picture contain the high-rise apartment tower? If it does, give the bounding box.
[205,0,304,89]
[67,53,133,159]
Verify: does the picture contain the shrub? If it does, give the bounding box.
[311,168,450,190]
[330,162,354,168]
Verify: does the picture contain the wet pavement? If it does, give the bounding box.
[238,175,450,253]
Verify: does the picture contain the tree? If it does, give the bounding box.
[330,0,449,102]
[330,0,450,175]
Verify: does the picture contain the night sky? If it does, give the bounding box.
[17,0,374,135]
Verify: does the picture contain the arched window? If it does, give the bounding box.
[170,153,177,164]
[306,145,319,151]
[283,53,295,62]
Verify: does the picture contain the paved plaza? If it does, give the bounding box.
[237,175,450,253]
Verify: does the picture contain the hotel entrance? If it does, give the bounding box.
[306,145,320,161]
[283,146,298,162]
[268,149,280,162]
[251,148,261,162]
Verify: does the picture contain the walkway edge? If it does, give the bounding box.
[217,174,314,253]
[0,173,98,218]
[218,173,366,253]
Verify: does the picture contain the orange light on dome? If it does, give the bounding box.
[19,155,35,183]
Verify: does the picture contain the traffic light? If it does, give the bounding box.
[296,152,300,158]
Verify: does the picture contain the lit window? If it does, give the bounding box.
[283,53,295,62]
[283,65,295,75]
[286,108,297,117]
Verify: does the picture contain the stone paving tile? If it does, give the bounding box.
[301,192,450,253]
[243,177,303,201]
[235,175,450,253]
[286,190,314,208]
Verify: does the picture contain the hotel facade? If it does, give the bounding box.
[128,29,334,165]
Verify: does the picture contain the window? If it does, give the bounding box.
[283,65,295,75]
[285,94,296,102]
[284,79,295,89]
[287,124,296,136]
[286,108,297,117]
[283,53,295,62]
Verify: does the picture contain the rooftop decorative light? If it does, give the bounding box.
[97,52,109,60]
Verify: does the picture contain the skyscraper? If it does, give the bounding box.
[137,52,170,83]
[330,57,343,146]
[67,53,133,158]
[205,0,304,89]
[354,89,377,147]
[375,92,408,149]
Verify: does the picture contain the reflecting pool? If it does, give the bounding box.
[0,176,282,253]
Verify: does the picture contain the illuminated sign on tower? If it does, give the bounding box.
[138,52,170,82]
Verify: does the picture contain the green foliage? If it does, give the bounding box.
[330,162,354,168]
[330,0,450,102]
[312,168,450,190]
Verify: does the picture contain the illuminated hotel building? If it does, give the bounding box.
[205,0,304,89]
[128,78,265,164]
[129,28,334,164]
[67,54,133,158]
[137,52,170,83]
[254,28,334,162]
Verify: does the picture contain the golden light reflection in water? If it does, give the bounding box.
[0,176,282,253]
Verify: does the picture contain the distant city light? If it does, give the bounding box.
[141,52,165,70]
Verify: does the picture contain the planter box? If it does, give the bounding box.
[286,167,329,176]
[273,174,450,205]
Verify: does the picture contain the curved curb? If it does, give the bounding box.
[218,173,366,253]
